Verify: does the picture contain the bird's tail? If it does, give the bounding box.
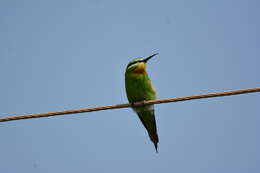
[137,109,159,153]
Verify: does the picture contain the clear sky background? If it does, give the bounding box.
[1,0,259,172]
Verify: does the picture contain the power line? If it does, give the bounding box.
[0,87,259,123]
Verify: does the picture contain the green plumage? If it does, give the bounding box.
[125,54,159,152]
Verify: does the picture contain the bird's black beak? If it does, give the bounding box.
[143,53,158,63]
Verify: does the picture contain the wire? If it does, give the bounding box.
[0,87,259,123]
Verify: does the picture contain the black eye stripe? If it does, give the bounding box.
[127,60,142,68]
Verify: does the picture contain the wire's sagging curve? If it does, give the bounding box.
[0,87,260,122]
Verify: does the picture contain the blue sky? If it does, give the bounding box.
[0,0,260,172]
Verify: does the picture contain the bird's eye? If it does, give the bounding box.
[127,61,141,68]
[127,61,139,68]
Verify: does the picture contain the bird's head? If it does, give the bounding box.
[125,53,158,74]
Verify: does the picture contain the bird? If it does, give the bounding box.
[125,53,159,152]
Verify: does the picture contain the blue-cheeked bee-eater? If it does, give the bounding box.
[125,53,159,152]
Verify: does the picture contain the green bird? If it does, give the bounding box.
[125,53,159,152]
